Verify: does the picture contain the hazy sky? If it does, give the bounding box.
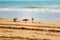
[0,0,60,1]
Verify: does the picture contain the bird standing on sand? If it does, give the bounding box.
[13,18,17,22]
[32,18,34,23]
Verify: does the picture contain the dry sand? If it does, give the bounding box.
[0,17,60,40]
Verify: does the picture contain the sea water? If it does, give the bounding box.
[0,1,60,20]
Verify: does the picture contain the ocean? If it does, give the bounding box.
[0,1,60,20]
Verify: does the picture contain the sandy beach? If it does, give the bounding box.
[0,17,60,40]
[0,0,60,40]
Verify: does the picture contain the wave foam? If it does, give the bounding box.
[0,8,60,13]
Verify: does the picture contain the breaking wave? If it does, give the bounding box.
[0,8,60,13]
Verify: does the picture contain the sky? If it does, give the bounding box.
[0,0,60,1]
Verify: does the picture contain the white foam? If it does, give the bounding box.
[0,8,60,13]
